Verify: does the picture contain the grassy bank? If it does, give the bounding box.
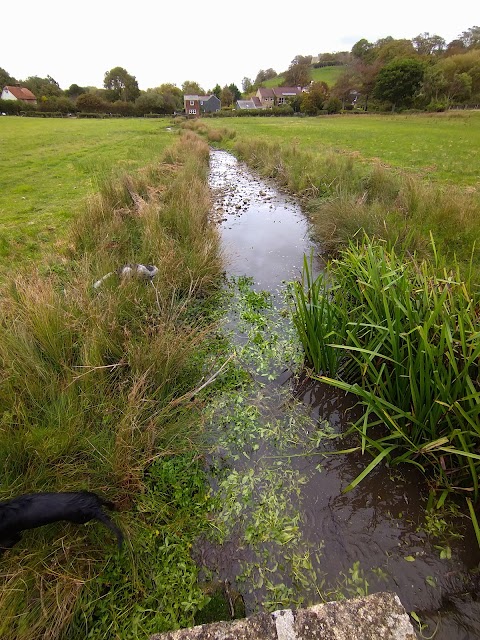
[201,121,480,275]
[210,111,480,186]
[0,130,224,638]
[0,117,174,268]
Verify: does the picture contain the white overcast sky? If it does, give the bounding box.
[2,1,478,92]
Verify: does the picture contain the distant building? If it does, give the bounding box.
[199,95,221,113]
[1,85,37,104]
[235,97,261,110]
[255,86,306,108]
[183,94,221,117]
[184,95,200,117]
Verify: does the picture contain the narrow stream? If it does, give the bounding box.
[197,149,480,640]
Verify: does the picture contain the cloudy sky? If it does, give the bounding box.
[2,0,478,92]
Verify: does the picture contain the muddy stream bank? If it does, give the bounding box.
[195,149,480,639]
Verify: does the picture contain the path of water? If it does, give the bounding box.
[196,149,480,640]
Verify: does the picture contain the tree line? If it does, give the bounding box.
[2,25,479,116]
[0,67,242,115]
[243,25,480,114]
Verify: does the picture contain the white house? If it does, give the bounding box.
[1,86,37,104]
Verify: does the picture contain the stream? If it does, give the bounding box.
[196,149,480,640]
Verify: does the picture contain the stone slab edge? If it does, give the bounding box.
[150,592,417,640]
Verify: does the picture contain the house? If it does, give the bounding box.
[184,95,200,117]
[1,85,37,104]
[199,95,221,113]
[235,97,261,110]
[183,94,221,117]
[255,86,306,108]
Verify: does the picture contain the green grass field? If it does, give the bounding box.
[263,65,346,88]
[216,111,480,186]
[0,117,174,266]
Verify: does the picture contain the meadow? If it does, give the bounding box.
[0,117,174,268]
[215,110,480,186]
[263,65,345,88]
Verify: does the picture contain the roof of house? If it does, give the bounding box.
[257,87,275,98]
[198,95,219,101]
[272,86,304,96]
[236,99,260,109]
[3,85,37,101]
[184,95,200,101]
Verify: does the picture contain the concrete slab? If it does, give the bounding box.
[150,592,417,640]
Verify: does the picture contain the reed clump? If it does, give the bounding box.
[0,132,223,638]
[291,238,480,537]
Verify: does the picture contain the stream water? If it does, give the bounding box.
[197,149,480,639]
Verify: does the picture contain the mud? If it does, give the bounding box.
[198,149,480,640]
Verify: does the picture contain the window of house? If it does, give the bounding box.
[189,109,197,115]
[190,100,195,105]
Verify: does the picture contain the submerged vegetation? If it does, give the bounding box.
[0,130,224,638]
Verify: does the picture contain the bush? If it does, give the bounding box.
[426,100,448,112]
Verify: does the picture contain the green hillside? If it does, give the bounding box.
[263,65,346,88]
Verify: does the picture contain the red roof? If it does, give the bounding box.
[3,85,37,101]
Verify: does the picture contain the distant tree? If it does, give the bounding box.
[417,65,448,104]
[242,77,253,94]
[65,84,87,99]
[352,59,382,110]
[181,80,205,95]
[458,26,480,49]
[412,32,446,56]
[374,58,424,110]
[438,50,480,99]
[37,96,76,114]
[0,67,16,88]
[135,91,165,115]
[375,38,417,63]
[76,92,109,113]
[103,67,140,102]
[228,83,241,102]
[212,84,222,99]
[300,81,328,114]
[351,39,375,63]
[23,75,62,97]
[445,39,467,56]
[264,68,277,80]
[220,85,233,106]
[332,69,358,108]
[254,69,267,85]
[448,72,473,101]
[283,55,311,87]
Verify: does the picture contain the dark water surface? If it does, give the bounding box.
[198,149,480,639]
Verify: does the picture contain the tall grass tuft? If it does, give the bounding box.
[0,132,224,637]
[291,237,480,507]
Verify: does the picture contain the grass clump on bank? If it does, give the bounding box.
[0,130,224,639]
[291,239,480,540]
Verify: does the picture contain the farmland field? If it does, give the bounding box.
[217,110,480,186]
[0,117,174,267]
